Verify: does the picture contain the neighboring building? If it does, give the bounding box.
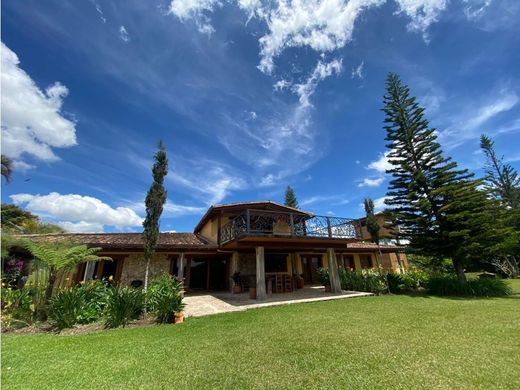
[23,201,408,300]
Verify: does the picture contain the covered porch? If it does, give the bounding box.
[183,286,372,317]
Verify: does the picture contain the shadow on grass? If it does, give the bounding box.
[388,290,520,301]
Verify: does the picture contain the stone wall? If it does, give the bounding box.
[237,252,256,287]
[120,253,171,285]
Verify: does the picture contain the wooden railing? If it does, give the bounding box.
[219,209,361,244]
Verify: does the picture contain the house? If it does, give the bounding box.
[24,201,408,300]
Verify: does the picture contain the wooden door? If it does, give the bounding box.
[301,255,322,284]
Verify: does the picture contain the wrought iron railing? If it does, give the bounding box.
[219,209,361,244]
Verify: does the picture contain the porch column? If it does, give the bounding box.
[256,246,267,300]
[229,251,239,292]
[327,248,342,293]
[177,253,185,281]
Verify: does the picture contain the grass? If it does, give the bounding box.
[2,280,520,390]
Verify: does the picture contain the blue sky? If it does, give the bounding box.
[1,0,519,233]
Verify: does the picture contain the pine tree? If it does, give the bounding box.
[480,134,520,209]
[382,73,489,282]
[143,141,168,301]
[284,186,299,209]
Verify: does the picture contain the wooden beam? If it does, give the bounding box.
[255,246,266,300]
[327,248,342,293]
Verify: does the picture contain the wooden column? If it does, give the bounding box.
[327,248,342,293]
[256,246,266,301]
[230,251,239,292]
[177,253,185,281]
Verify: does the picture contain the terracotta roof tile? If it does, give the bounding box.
[346,241,404,251]
[18,233,217,250]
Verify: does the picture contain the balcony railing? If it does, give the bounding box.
[219,209,361,244]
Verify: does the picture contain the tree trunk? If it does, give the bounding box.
[453,259,467,283]
[143,256,151,313]
[45,270,57,303]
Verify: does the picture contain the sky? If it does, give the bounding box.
[1,0,519,233]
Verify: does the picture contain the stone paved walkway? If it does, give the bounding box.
[183,286,372,317]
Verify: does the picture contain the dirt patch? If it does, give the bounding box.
[3,316,165,336]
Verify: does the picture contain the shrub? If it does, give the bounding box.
[387,270,429,293]
[428,275,512,297]
[340,269,388,295]
[49,280,110,329]
[0,286,34,329]
[76,280,110,324]
[317,268,330,286]
[49,287,85,329]
[147,274,185,323]
[104,285,144,328]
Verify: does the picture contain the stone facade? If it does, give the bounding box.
[237,252,256,287]
[120,253,171,285]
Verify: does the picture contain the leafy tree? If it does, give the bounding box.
[363,198,382,268]
[23,240,110,310]
[1,155,13,184]
[143,141,168,301]
[1,204,65,234]
[284,186,299,209]
[382,73,492,282]
[480,134,520,209]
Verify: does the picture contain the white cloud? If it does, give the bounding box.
[168,158,246,204]
[273,79,291,91]
[58,221,105,233]
[439,89,519,149]
[373,196,388,211]
[164,203,206,215]
[128,200,206,217]
[169,0,449,73]
[292,59,342,108]
[90,0,107,23]
[1,43,77,164]
[351,61,364,79]
[119,26,130,42]
[10,192,143,232]
[221,59,342,186]
[358,177,384,187]
[256,0,384,74]
[463,0,492,21]
[169,0,221,34]
[358,151,391,188]
[300,194,348,207]
[394,0,447,39]
[367,151,392,173]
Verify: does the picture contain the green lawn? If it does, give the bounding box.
[2,281,520,389]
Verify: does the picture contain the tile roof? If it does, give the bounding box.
[18,233,217,250]
[346,241,404,251]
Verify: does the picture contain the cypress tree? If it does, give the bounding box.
[143,141,168,299]
[382,73,488,282]
[284,186,299,209]
[364,198,382,267]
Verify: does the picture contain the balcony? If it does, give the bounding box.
[219,209,361,244]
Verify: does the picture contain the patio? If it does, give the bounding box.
[183,286,372,317]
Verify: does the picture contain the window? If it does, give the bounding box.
[343,255,355,270]
[360,255,373,269]
[265,254,288,273]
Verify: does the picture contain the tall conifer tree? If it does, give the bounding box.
[480,134,520,209]
[382,73,488,281]
[284,186,299,209]
[143,141,168,298]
